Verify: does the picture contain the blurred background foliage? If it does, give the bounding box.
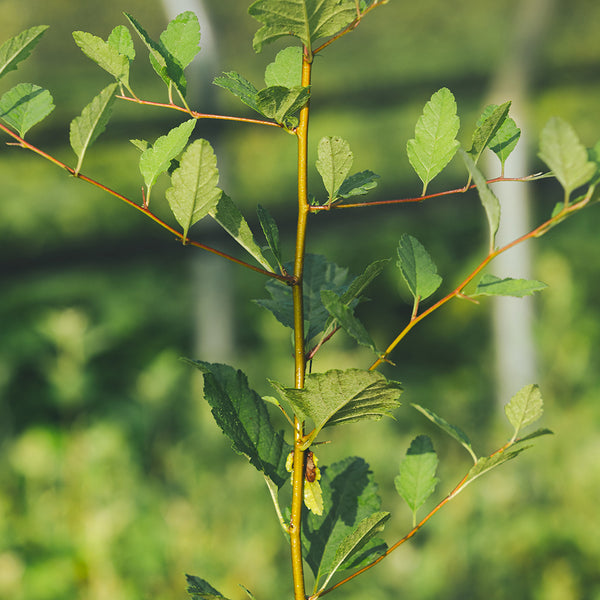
[0,1,599,599]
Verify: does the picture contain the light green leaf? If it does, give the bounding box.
[395,435,439,524]
[320,290,377,353]
[538,116,597,199]
[504,383,543,441]
[411,403,477,463]
[186,575,230,600]
[257,204,283,269]
[474,274,547,297]
[316,136,354,201]
[210,193,275,271]
[460,149,500,252]
[588,140,600,187]
[248,0,357,53]
[406,87,460,195]
[213,71,262,115]
[264,46,302,87]
[468,101,511,165]
[186,361,292,488]
[166,138,222,240]
[73,31,130,89]
[0,25,48,79]
[302,457,387,585]
[0,83,54,137]
[107,25,135,61]
[476,103,520,173]
[130,138,150,152]
[256,84,310,127]
[271,368,402,447]
[69,83,117,174]
[396,234,442,301]
[337,170,380,199]
[514,427,553,444]
[463,449,526,490]
[139,118,196,203]
[159,11,201,70]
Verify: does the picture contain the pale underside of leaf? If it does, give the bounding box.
[504,383,543,439]
[474,274,547,297]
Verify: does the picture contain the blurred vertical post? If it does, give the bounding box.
[160,0,234,362]
[487,0,556,405]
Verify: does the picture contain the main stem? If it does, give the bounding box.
[290,50,313,600]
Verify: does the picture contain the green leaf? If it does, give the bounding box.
[264,46,302,87]
[256,85,310,127]
[411,403,477,463]
[302,457,388,585]
[73,31,130,90]
[588,140,600,187]
[107,25,135,61]
[213,71,262,115]
[538,116,597,199]
[460,149,500,252]
[186,575,230,600]
[248,0,357,53]
[504,383,543,440]
[209,193,275,271]
[159,11,201,70]
[166,138,222,240]
[476,103,520,173]
[271,368,402,447]
[337,170,380,199]
[257,204,283,269]
[474,274,547,297]
[396,234,442,301]
[463,449,526,490]
[0,83,54,137]
[406,87,460,195]
[139,118,197,203]
[69,83,117,174]
[395,435,439,524]
[187,361,292,488]
[316,136,354,201]
[468,101,511,165]
[320,290,377,353]
[514,427,553,444]
[0,25,48,79]
[340,259,388,305]
[130,138,149,152]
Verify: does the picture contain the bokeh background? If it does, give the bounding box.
[1,1,599,599]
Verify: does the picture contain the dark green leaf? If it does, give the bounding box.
[256,84,310,127]
[73,31,130,89]
[340,259,388,305]
[186,575,229,600]
[187,361,292,488]
[0,25,48,79]
[504,383,543,440]
[337,170,380,199]
[316,136,353,200]
[257,204,283,269]
[0,83,54,138]
[396,234,442,301]
[476,103,520,172]
[264,46,302,87]
[213,71,262,115]
[474,274,547,297]
[468,101,511,164]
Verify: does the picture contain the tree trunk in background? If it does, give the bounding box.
[487,0,556,406]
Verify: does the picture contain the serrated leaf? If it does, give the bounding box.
[504,383,543,440]
[411,403,477,463]
[474,274,547,297]
[460,149,500,252]
[187,361,292,488]
[209,193,275,271]
[476,103,520,173]
[139,118,196,204]
[320,290,377,352]
[264,45,302,87]
[395,435,439,524]
[186,575,230,600]
[337,170,380,199]
[257,204,283,269]
[73,31,130,89]
[0,25,48,79]
[396,234,442,301]
[271,368,401,447]
[302,457,387,586]
[256,84,310,127]
[107,25,135,61]
[316,136,354,201]
[69,83,117,174]
[406,87,460,195]
[468,101,511,165]
[249,0,357,53]
[165,138,222,240]
[213,71,262,115]
[538,116,597,199]
[159,11,201,70]
[340,259,388,305]
[0,83,54,137]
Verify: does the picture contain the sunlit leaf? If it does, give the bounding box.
[159,11,201,70]
[463,449,526,490]
[107,25,135,61]
[504,383,543,440]
[69,83,117,174]
[396,234,442,301]
[316,136,354,201]
[264,46,302,87]
[474,274,547,297]
[186,575,230,600]
[0,83,54,137]
[0,25,48,79]
[406,87,460,195]
[468,101,511,165]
